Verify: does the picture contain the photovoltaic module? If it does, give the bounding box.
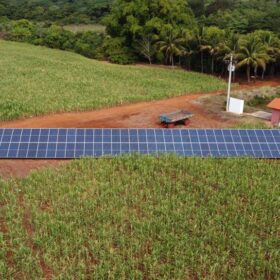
[0,128,279,159]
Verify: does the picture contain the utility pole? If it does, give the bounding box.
[226,54,234,112]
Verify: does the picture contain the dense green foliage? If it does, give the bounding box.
[1,1,280,76]
[0,40,226,120]
[104,0,280,77]
[0,0,111,24]
[1,156,279,278]
[0,19,105,59]
[1,0,280,34]
[200,0,280,35]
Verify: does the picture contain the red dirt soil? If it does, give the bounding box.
[0,93,229,129]
[0,78,279,178]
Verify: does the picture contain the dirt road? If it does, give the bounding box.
[0,78,279,178]
[0,92,232,129]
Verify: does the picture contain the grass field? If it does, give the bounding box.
[1,39,277,280]
[63,24,106,33]
[1,156,279,279]
[0,40,226,121]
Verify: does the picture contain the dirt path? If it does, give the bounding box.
[0,92,231,129]
[1,79,279,130]
[0,78,279,178]
[0,159,65,178]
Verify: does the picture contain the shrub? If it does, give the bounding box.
[10,19,35,42]
[42,25,76,50]
[74,31,104,58]
[247,93,280,107]
[2,20,106,60]
[103,37,137,64]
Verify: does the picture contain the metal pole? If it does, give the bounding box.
[226,54,233,112]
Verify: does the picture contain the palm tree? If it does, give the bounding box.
[180,31,196,70]
[200,26,225,74]
[255,30,280,78]
[157,30,184,67]
[219,32,240,60]
[236,35,270,82]
[218,32,240,80]
[195,26,206,73]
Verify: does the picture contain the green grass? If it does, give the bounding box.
[232,121,270,129]
[63,24,106,33]
[1,156,279,279]
[0,40,226,121]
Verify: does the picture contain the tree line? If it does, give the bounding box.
[0,19,105,59]
[1,0,280,34]
[129,26,280,82]
[189,0,280,35]
[104,0,280,80]
[0,0,111,24]
[0,0,280,80]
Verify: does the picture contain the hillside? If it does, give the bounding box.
[0,40,226,121]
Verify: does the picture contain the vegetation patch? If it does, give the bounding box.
[233,86,280,109]
[0,156,279,279]
[63,24,106,34]
[0,40,226,121]
[196,86,280,128]
[231,121,270,129]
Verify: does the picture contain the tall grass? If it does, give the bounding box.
[1,156,279,279]
[0,40,226,121]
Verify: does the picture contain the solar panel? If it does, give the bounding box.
[0,128,279,159]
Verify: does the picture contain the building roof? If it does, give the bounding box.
[267,98,280,110]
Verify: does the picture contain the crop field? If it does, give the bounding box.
[0,156,279,279]
[0,40,226,121]
[63,24,106,33]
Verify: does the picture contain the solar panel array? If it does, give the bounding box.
[0,128,279,159]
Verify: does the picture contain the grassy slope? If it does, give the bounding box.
[1,156,279,279]
[0,40,226,121]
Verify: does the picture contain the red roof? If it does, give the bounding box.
[267,98,280,110]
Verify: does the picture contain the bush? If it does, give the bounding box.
[10,19,35,42]
[31,37,44,45]
[103,37,137,64]
[0,17,10,32]
[2,19,106,60]
[74,31,104,58]
[247,93,280,107]
[2,19,111,63]
[42,25,76,50]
